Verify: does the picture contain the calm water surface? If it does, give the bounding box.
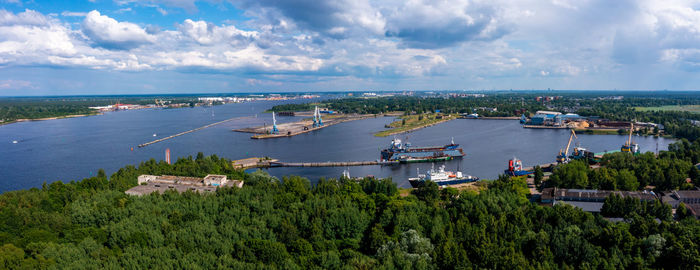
[0,101,675,192]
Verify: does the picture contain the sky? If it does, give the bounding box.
[1,0,700,95]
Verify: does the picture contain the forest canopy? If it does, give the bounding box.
[0,153,697,269]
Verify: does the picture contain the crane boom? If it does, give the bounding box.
[564,129,576,157]
[557,129,578,163]
[627,123,634,146]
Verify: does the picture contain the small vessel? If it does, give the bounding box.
[381,138,464,161]
[153,133,157,137]
[12,140,18,144]
[408,165,479,188]
[504,157,533,176]
[571,144,592,160]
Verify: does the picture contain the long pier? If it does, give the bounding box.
[269,160,399,167]
[138,116,252,148]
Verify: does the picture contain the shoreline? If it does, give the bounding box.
[375,114,457,137]
[460,116,520,120]
[236,114,377,139]
[1,113,101,126]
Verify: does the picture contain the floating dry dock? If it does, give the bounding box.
[234,114,375,139]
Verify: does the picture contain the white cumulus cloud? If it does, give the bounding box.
[82,10,155,50]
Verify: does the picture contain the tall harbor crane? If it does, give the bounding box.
[271,111,279,134]
[621,123,639,154]
[556,129,577,164]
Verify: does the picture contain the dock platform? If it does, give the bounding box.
[269,160,399,167]
[522,125,569,129]
[234,114,375,139]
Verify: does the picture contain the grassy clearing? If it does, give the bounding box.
[374,113,456,137]
[634,105,700,113]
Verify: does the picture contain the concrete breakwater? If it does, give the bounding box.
[139,116,252,147]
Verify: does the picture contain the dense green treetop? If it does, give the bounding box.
[0,153,697,269]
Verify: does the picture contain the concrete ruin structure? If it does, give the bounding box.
[126,174,243,196]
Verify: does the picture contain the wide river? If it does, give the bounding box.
[0,99,675,192]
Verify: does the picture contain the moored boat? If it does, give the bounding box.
[504,157,533,176]
[408,165,479,188]
[399,155,453,163]
[381,138,465,161]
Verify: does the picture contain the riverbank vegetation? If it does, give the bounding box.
[265,102,323,112]
[0,96,214,124]
[270,92,700,141]
[546,139,700,191]
[0,100,98,124]
[269,95,546,116]
[0,153,698,268]
[634,105,700,113]
[375,113,456,137]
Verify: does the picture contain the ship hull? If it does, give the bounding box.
[504,170,533,176]
[382,144,465,161]
[409,178,479,188]
[399,156,453,163]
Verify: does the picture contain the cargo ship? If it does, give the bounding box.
[504,157,533,176]
[408,165,479,188]
[381,138,465,162]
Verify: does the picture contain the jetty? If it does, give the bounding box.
[522,125,569,129]
[231,157,399,168]
[139,116,252,148]
[269,160,398,167]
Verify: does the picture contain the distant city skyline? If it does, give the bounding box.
[2,0,700,95]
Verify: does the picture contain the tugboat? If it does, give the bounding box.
[381,138,465,162]
[504,157,533,176]
[408,165,479,188]
[571,143,593,160]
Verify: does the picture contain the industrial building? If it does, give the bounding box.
[541,188,657,213]
[662,189,700,218]
[125,174,243,196]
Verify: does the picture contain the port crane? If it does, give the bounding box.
[556,129,577,164]
[621,123,639,154]
[154,99,167,107]
[271,111,279,134]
